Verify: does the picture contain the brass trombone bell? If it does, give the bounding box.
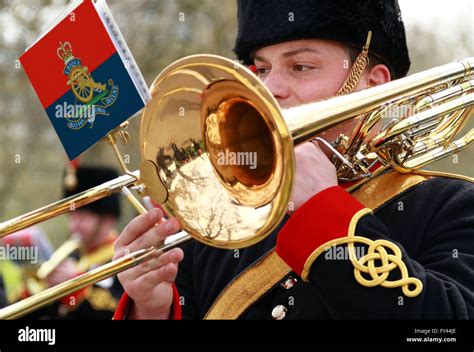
[139,55,295,249]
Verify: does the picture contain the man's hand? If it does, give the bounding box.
[113,208,184,320]
[289,141,338,213]
[46,258,80,287]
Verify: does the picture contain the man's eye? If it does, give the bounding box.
[293,64,313,72]
[255,67,270,77]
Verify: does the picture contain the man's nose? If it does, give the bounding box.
[262,70,291,103]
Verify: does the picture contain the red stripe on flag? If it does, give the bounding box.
[20,0,117,109]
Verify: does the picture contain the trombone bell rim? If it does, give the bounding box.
[139,54,295,249]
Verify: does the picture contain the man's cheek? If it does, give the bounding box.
[294,82,333,104]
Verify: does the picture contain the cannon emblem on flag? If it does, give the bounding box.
[57,42,106,104]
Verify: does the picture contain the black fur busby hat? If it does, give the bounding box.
[234,0,410,79]
[63,166,121,218]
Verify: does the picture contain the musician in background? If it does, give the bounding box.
[40,165,124,319]
[113,0,474,319]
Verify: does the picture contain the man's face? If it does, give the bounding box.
[253,39,355,108]
[69,210,102,244]
[253,39,391,146]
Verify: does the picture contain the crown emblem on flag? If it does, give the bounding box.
[57,42,74,63]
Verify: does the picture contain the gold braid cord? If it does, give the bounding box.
[337,31,372,96]
[302,208,423,298]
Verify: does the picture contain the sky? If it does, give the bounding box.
[399,0,473,49]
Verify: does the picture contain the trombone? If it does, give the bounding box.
[23,237,82,296]
[0,55,472,319]
[36,237,82,281]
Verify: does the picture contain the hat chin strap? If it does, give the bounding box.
[337,31,373,96]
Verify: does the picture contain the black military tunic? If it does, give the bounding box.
[175,174,474,319]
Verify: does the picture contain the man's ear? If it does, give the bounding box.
[367,64,392,87]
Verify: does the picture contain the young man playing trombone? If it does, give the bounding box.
[113,0,474,319]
